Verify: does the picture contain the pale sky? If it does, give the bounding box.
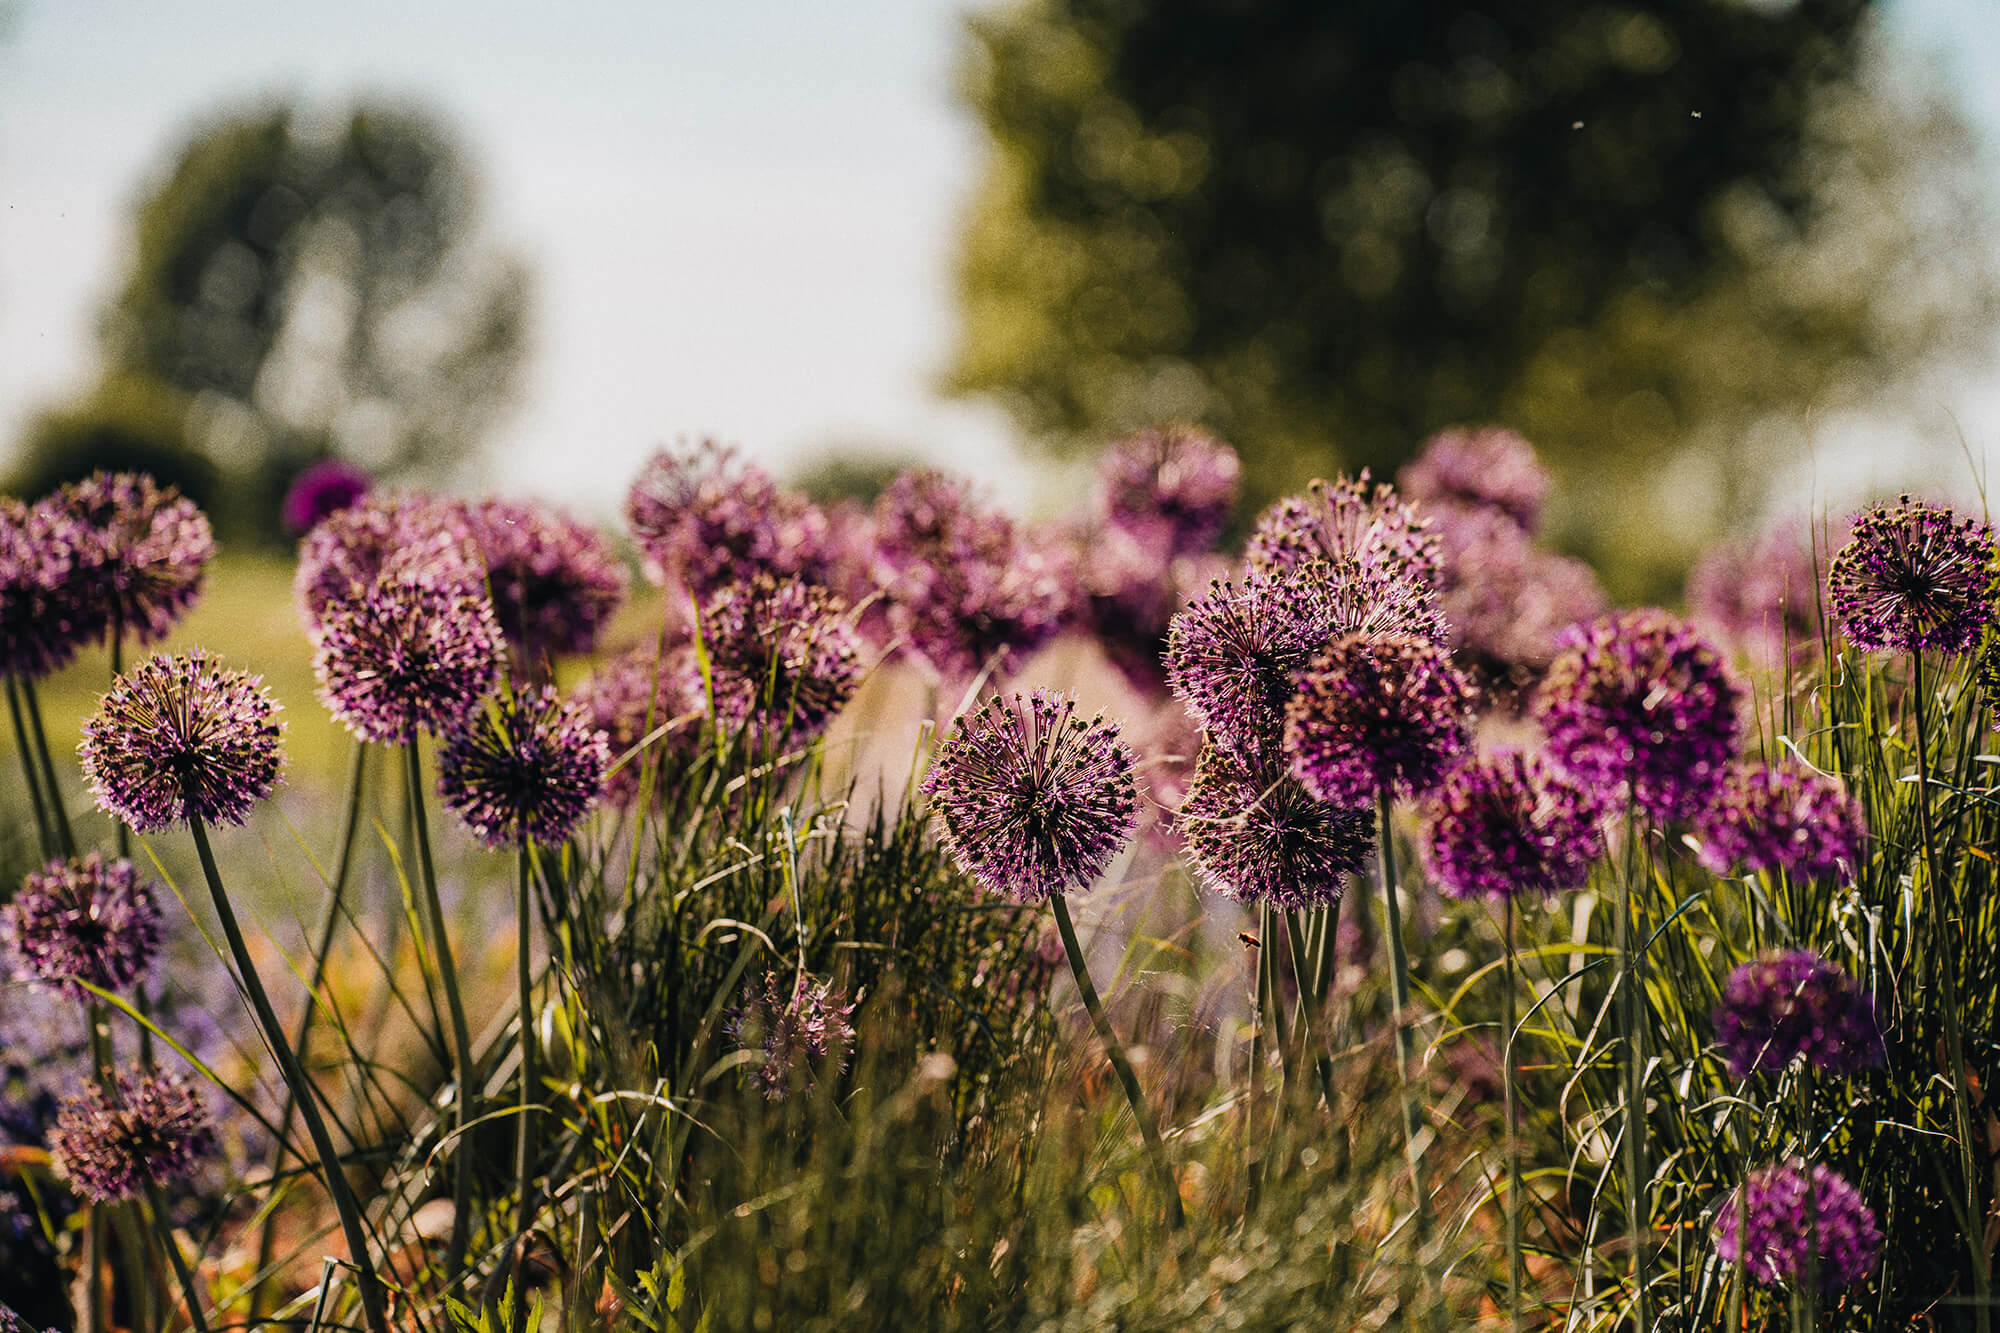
[2,0,1996,520]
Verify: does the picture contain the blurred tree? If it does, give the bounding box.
[9,373,220,516]
[91,97,528,539]
[948,1,1999,595]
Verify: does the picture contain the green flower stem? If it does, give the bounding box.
[1376,792,1432,1238]
[19,675,74,856]
[150,1186,212,1333]
[6,674,57,859]
[185,810,391,1333]
[1504,896,1523,1333]
[1050,892,1184,1231]
[512,844,538,1333]
[1281,910,1339,1118]
[1618,806,1650,1333]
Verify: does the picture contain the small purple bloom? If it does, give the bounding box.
[570,645,706,805]
[1244,472,1443,589]
[1284,631,1476,806]
[1829,496,1994,655]
[49,1067,215,1204]
[1399,426,1551,533]
[437,685,609,848]
[1177,739,1372,910]
[54,472,214,648]
[1695,763,1866,881]
[464,498,630,661]
[1688,519,1832,673]
[923,691,1140,903]
[80,649,284,832]
[294,493,480,639]
[1422,750,1604,902]
[3,854,161,1001]
[700,574,862,746]
[1712,950,1883,1081]
[725,972,857,1100]
[281,460,371,537]
[1533,610,1742,825]
[0,498,100,679]
[1715,1159,1882,1292]
[1094,426,1241,558]
[312,558,505,745]
[625,440,830,598]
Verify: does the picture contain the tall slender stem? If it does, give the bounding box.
[512,844,538,1331]
[19,675,75,855]
[7,674,57,858]
[1050,892,1184,1230]
[1504,896,1523,1333]
[1376,793,1432,1236]
[1619,806,1650,1333]
[184,811,390,1333]
[1282,911,1339,1117]
[150,1186,212,1333]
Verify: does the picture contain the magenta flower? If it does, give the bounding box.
[1094,426,1241,558]
[1712,950,1882,1080]
[625,440,830,598]
[49,1067,215,1204]
[4,854,161,1001]
[1075,524,1225,696]
[1398,426,1551,533]
[1244,472,1443,589]
[725,972,857,1100]
[570,645,706,804]
[1829,496,1994,655]
[437,686,609,849]
[0,498,101,678]
[465,498,629,661]
[1714,1160,1882,1292]
[294,493,480,639]
[281,459,371,536]
[1177,740,1372,910]
[1688,519,1832,672]
[1695,763,1866,881]
[54,472,214,647]
[1284,632,1475,806]
[312,559,505,745]
[700,575,862,746]
[1422,750,1603,902]
[1429,506,1604,687]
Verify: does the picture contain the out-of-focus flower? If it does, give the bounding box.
[700,574,861,746]
[3,854,161,1001]
[437,685,609,849]
[923,691,1139,903]
[1094,426,1241,558]
[570,644,705,804]
[1429,506,1604,689]
[281,460,371,537]
[49,1067,215,1204]
[725,972,857,1100]
[1712,950,1882,1081]
[54,472,214,647]
[1688,519,1832,672]
[1074,523,1226,696]
[1829,496,1994,655]
[80,650,284,831]
[1421,750,1603,902]
[1244,472,1443,589]
[465,499,629,661]
[312,554,504,745]
[1177,739,1371,910]
[1714,1160,1882,1292]
[625,440,830,599]
[1398,426,1551,533]
[0,498,100,678]
[294,494,480,638]
[1283,631,1475,806]
[1695,764,1866,881]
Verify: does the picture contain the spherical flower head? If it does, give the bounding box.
[1688,519,1831,673]
[700,574,862,746]
[1244,472,1444,589]
[1094,426,1241,557]
[571,645,706,804]
[312,560,505,744]
[1398,426,1551,533]
[1284,631,1475,806]
[295,493,479,638]
[1177,739,1372,910]
[437,685,609,848]
[1829,496,1994,655]
[0,497,102,678]
[625,440,830,598]
[281,459,371,536]
[1714,1159,1882,1292]
[1430,506,1604,687]
[465,498,629,660]
[1695,763,1866,881]
[1422,750,1604,902]
[725,972,857,1100]
[80,649,284,832]
[1712,950,1882,1080]
[1079,525,1226,695]
[48,1067,215,1204]
[1532,610,1742,825]
[922,691,1140,904]
[4,854,161,1001]
[53,472,215,648]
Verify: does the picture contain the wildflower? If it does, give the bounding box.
[80,650,283,831]
[1095,426,1241,558]
[54,472,214,647]
[1688,519,1831,672]
[0,498,100,678]
[1714,1160,1882,1292]
[725,972,857,1100]
[1695,764,1866,881]
[464,498,629,660]
[570,644,705,804]
[294,494,480,638]
[1422,751,1603,902]
[1712,950,1882,1081]
[1829,496,1994,655]
[1532,610,1741,825]
[700,575,862,746]
[1428,506,1604,687]
[312,557,504,744]
[436,685,609,848]
[625,440,830,598]
[1078,526,1226,696]
[1284,631,1475,806]
[923,691,1139,903]
[1398,425,1551,533]
[48,1067,215,1204]
[1177,739,1372,910]
[3,854,161,1000]
[1244,472,1443,589]
[281,459,371,536]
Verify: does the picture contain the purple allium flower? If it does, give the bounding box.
[80,650,284,831]
[700,574,862,746]
[1421,750,1604,902]
[436,685,609,848]
[54,472,214,647]
[570,645,705,804]
[1695,764,1866,881]
[923,691,1140,903]
[1078,525,1226,696]
[1712,950,1883,1080]
[625,440,830,598]
[295,493,480,638]
[1244,472,1444,589]
[1714,1159,1882,1292]
[1177,739,1372,910]
[1398,426,1551,534]
[281,459,371,537]
[3,854,161,1000]
[1532,610,1742,825]
[0,498,101,679]
[464,498,629,661]
[1688,520,1832,673]
[725,972,857,1100]
[312,562,505,745]
[48,1067,215,1204]
[1094,426,1241,558]
[1430,506,1604,687]
[1829,496,1994,655]
[1284,632,1476,806]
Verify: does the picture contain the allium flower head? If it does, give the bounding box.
[1177,739,1372,910]
[49,1067,215,1204]
[1076,526,1223,695]
[1712,950,1882,1080]
[923,691,1139,903]
[4,854,161,1000]
[312,562,505,744]
[437,685,609,848]
[1244,472,1443,589]
[626,440,830,597]
[1688,519,1831,672]
[1715,1160,1882,1292]
[1422,750,1604,901]
[55,472,214,647]
[1696,763,1866,881]
[465,498,629,660]
[1829,496,1994,655]
[80,649,284,831]
[281,459,371,536]
[0,498,100,678]
[1430,506,1604,687]
[1284,631,1475,806]
[725,972,857,1100]
[1533,610,1741,824]
[1094,426,1241,557]
[570,645,705,804]
[700,574,862,746]
[1398,426,1551,533]
[295,493,479,638]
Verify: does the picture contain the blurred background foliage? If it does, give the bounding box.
[946,0,2000,597]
